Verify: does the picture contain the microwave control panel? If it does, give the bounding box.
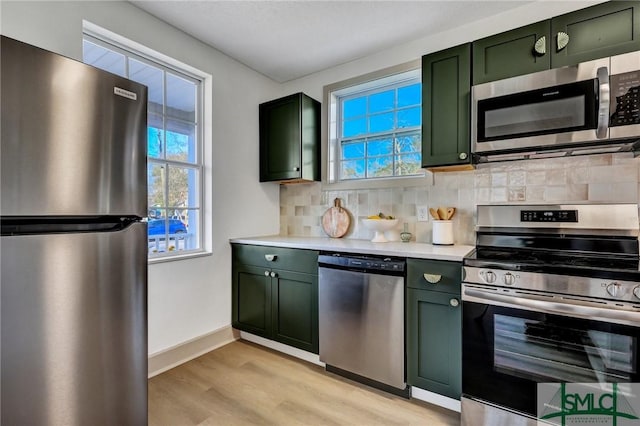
[610,71,640,127]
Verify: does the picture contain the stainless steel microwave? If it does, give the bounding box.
[472,51,640,162]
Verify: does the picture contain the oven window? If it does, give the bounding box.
[493,314,635,384]
[462,302,639,417]
[484,96,585,138]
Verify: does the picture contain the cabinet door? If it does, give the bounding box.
[232,264,271,337]
[473,21,551,85]
[260,94,301,182]
[407,288,461,399]
[271,270,319,354]
[421,44,471,168]
[552,1,640,68]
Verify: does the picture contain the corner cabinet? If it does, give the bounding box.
[421,44,472,170]
[259,93,320,183]
[231,244,319,354]
[406,258,462,400]
[473,1,640,85]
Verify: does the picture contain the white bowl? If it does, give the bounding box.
[361,218,399,242]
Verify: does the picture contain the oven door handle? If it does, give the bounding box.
[463,285,640,327]
[596,66,610,139]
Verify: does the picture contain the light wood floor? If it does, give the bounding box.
[148,340,460,425]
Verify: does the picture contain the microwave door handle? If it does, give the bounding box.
[596,66,610,139]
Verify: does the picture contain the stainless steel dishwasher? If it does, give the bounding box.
[318,252,408,396]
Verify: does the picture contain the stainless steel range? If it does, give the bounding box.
[461,204,640,426]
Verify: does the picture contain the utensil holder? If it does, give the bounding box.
[432,220,454,245]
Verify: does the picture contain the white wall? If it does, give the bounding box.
[0,1,281,354]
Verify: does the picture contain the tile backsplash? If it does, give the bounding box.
[280,153,640,245]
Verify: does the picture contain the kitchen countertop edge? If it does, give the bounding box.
[229,236,474,262]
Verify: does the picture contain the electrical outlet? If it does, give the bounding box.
[416,205,429,222]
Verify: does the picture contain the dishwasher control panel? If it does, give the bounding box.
[318,252,405,274]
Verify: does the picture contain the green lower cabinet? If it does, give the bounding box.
[407,288,461,399]
[231,244,319,354]
[271,270,318,353]
[233,264,272,338]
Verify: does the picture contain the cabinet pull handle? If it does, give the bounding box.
[293,166,300,172]
[423,273,442,284]
[264,271,270,276]
[533,36,546,55]
[449,298,460,307]
[265,254,277,262]
[556,32,570,51]
[458,152,468,160]
[270,271,277,278]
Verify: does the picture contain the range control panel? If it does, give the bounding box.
[520,210,578,222]
[610,70,640,127]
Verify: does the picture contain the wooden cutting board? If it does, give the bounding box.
[321,198,351,238]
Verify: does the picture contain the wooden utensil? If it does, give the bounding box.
[429,207,440,220]
[437,206,448,221]
[446,207,456,220]
[321,198,351,238]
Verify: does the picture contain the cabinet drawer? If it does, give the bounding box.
[406,258,461,293]
[232,244,319,274]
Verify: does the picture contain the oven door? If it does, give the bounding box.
[462,284,640,418]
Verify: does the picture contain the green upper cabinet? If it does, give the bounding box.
[472,21,551,85]
[473,1,640,85]
[551,1,640,68]
[421,43,472,169]
[259,92,320,183]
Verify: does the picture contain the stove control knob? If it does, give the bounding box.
[503,272,515,286]
[606,282,622,297]
[484,271,496,283]
[634,286,640,300]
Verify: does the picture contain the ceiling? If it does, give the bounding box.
[131,1,532,83]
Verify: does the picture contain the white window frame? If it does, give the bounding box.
[323,60,432,190]
[83,22,212,262]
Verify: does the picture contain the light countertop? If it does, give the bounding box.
[229,235,474,262]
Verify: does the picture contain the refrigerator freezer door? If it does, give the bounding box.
[1,222,148,425]
[1,36,147,218]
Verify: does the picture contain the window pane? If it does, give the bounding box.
[83,40,126,77]
[147,211,192,255]
[148,116,164,159]
[343,118,366,137]
[341,160,365,179]
[367,156,393,177]
[129,58,163,115]
[167,166,199,208]
[343,97,366,119]
[369,90,394,113]
[369,112,394,133]
[166,73,196,122]
[342,141,365,159]
[165,120,196,163]
[147,163,166,212]
[367,138,393,156]
[398,83,421,107]
[396,133,421,153]
[395,153,421,175]
[397,107,421,128]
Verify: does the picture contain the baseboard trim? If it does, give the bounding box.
[148,326,239,378]
[411,387,461,413]
[239,331,324,367]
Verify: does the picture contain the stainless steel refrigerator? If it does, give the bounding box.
[1,36,148,425]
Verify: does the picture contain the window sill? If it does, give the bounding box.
[148,249,212,265]
[321,173,433,191]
